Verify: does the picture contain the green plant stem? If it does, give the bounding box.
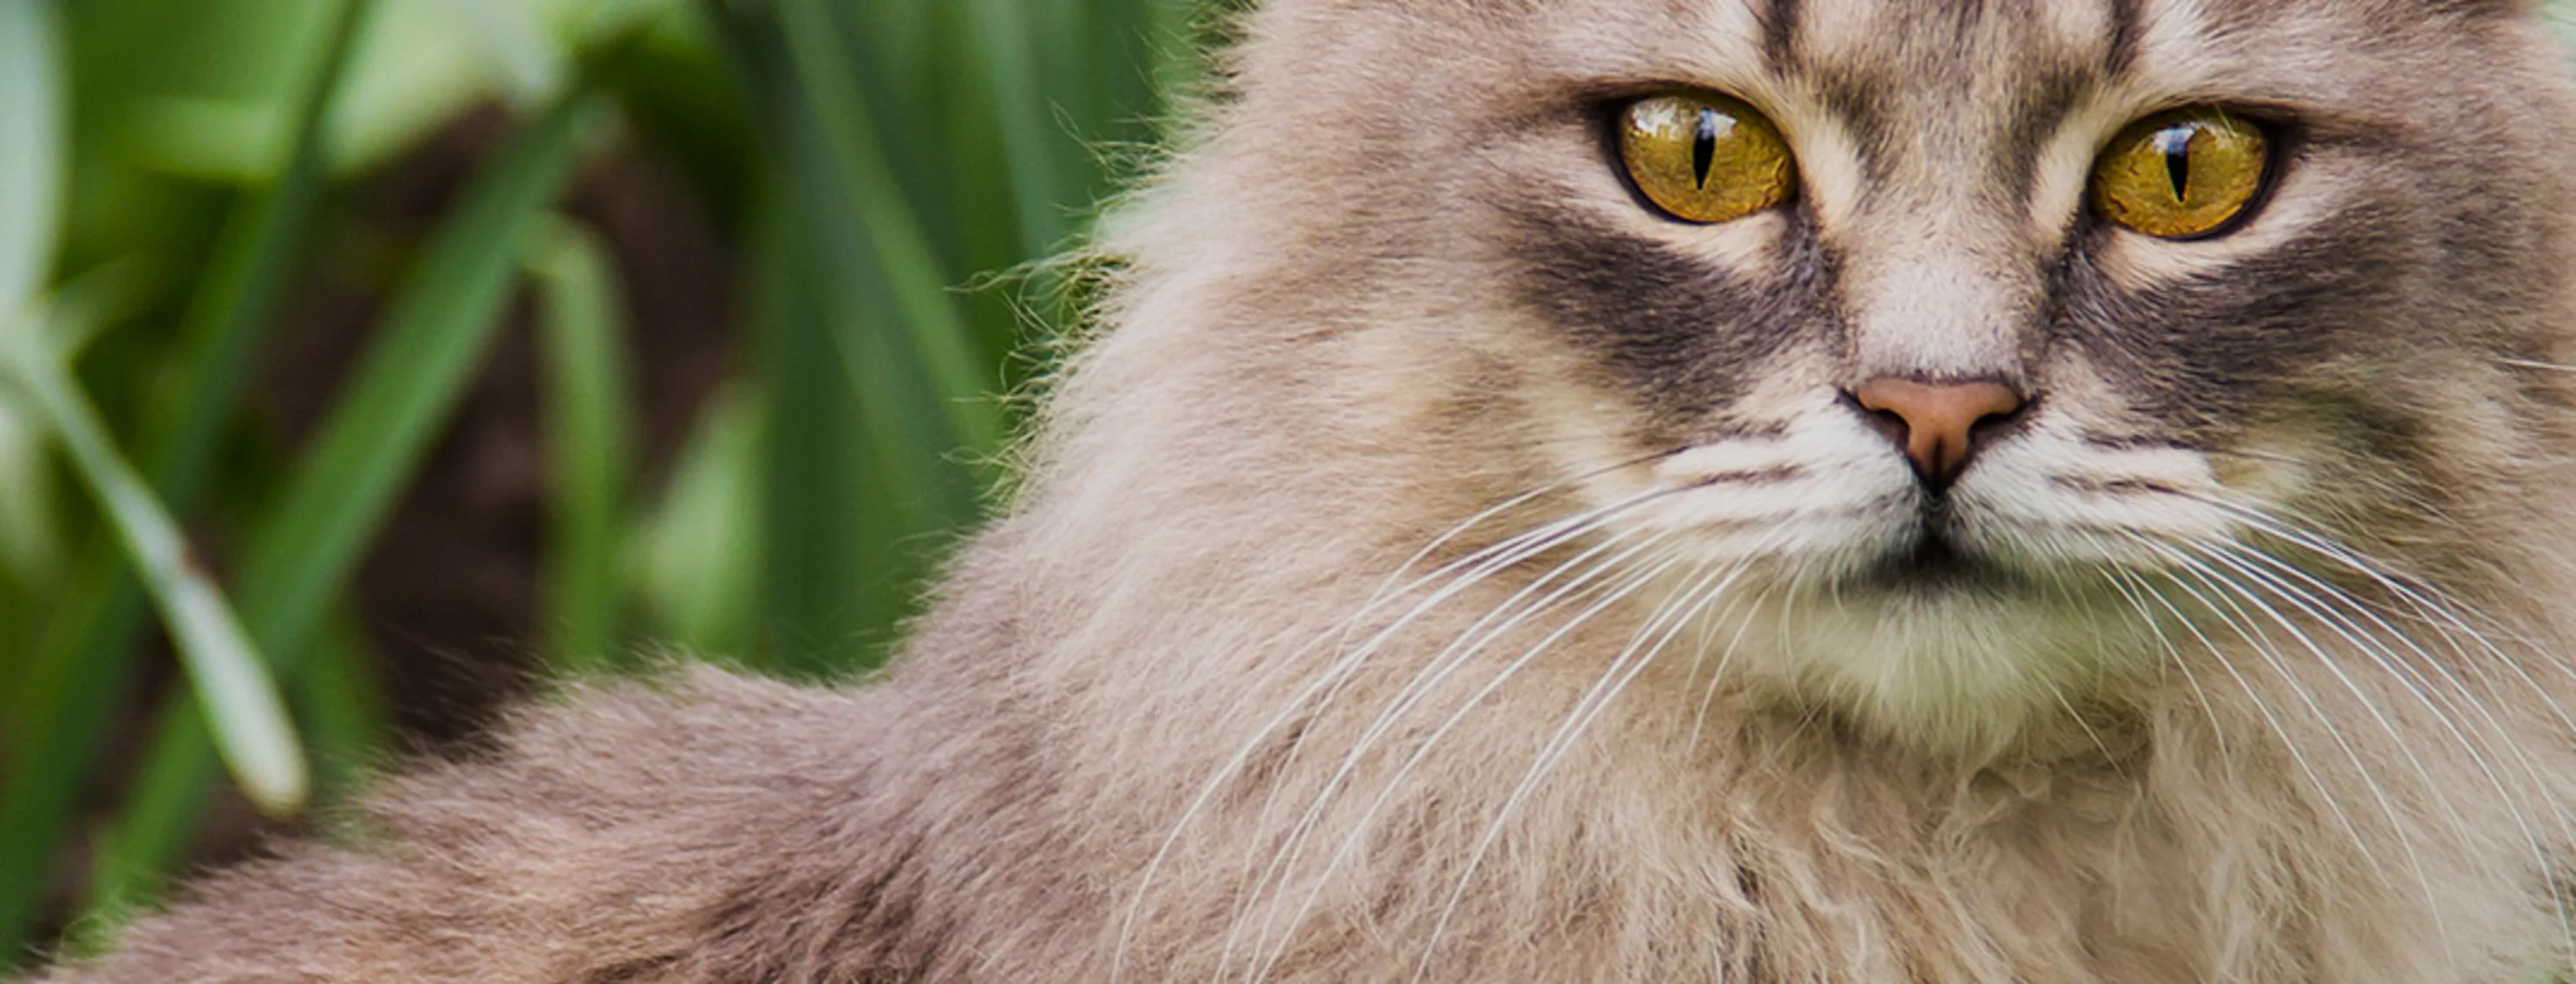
[0,324,307,817]
[529,217,636,673]
[769,0,1001,456]
[78,79,599,933]
[0,0,377,958]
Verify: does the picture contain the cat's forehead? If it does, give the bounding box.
[1282,0,2511,89]
[1776,0,2117,76]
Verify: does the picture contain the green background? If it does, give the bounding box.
[0,0,1223,968]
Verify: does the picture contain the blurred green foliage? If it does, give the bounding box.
[0,0,1209,968]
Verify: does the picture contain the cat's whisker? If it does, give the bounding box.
[2185,546,2494,856]
[1237,541,1696,984]
[2204,541,2576,957]
[1213,545,1663,981]
[1688,581,1776,751]
[2045,679,2121,767]
[2115,538,2390,883]
[1123,485,1679,982]
[2187,492,2576,731]
[2213,542,2562,810]
[1220,515,1700,981]
[2147,540,2436,910]
[2099,567,2234,758]
[1403,544,1773,984]
[1335,448,1698,653]
[1219,526,1679,961]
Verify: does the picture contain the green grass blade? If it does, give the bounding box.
[0,327,308,817]
[0,0,73,963]
[696,5,992,674]
[528,216,636,673]
[0,396,57,588]
[0,0,62,318]
[633,384,766,657]
[232,90,594,672]
[295,608,390,804]
[152,0,380,508]
[0,257,159,590]
[0,1,381,957]
[438,0,568,108]
[956,0,1071,257]
[77,82,599,930]
[771,0,1001,456]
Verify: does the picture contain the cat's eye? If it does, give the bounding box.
[1617,94,1796,225]
[2090,108,2270,239]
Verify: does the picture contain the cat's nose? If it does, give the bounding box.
[1849,377,2026,485]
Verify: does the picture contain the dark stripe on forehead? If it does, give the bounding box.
[1761,0,1801,71]
[2105,0,2141,75]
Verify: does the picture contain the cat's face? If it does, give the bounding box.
[1199,0,2576,746]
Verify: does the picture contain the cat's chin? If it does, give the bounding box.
[1718,580,2154,757]
[1843,528,2030,597]
[1670,518,2163,756]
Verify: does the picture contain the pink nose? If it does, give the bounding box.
[1851,377,2026,482]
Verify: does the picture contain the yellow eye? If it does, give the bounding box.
[2090,108,2270,239]
[1618,94,1796,225]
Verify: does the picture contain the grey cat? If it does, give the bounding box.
[37,0,2576,981]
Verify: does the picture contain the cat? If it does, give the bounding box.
[36,0,2576,981]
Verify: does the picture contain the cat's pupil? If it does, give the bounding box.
[2152,123,2196,202]
[1693,108,1722,189]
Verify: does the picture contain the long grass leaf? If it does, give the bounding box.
[78,82,599,931]
[633,384,766,657]
[0,326,308,816]
[0,0,380,956]
[771,0,1001,456]
[0,0,73,964]
[956,0,1071,257]
[693,6,991,674]
[528,216,636,673]
[436,0,569,109]
[295,608,390,803]
[0,0,62,318]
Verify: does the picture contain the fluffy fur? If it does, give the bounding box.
[37,0,2576,981]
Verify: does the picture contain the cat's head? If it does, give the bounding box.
[1106,0,2576,751]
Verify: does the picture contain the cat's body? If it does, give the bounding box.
[39,0,2576,981]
